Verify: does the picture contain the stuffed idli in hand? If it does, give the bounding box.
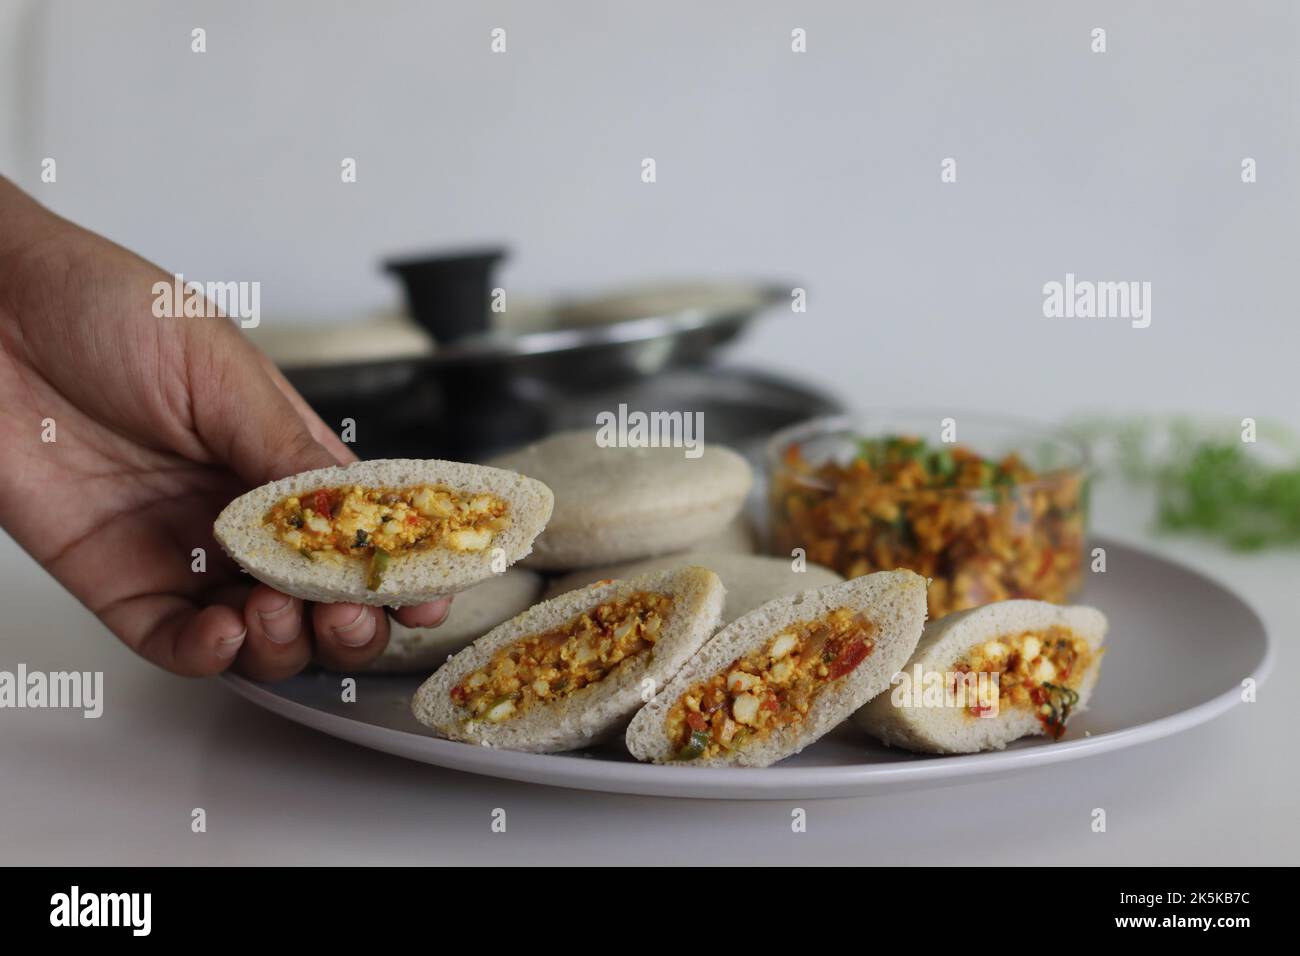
[214,459,552,606]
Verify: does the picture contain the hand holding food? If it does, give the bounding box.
[0,179,452,679]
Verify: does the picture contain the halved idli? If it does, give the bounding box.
[625,570,928,767]
[214,458,553,606]
[412,566,725,752]
[855,600,1107,753]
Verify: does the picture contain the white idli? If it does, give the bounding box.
[487,431,752,571]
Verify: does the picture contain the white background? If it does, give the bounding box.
[2,0,1297,421]
[1,1,1297,866]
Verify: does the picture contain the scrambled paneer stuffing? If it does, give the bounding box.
[264,485,510,589]
[450,591,674,725]
[666,607,876,761]
[770,435,1085,619]
[956,625,1098,737]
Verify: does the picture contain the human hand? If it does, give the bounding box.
[0,179,452,678]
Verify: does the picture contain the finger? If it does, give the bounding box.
[133,601,247,677]
[253,350,356,466]
[186,328,344,486]
[234,585,312,681]
[310,602,390,672]
[390,596,453,629]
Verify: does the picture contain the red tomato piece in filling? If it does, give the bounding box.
[827,639,870,679]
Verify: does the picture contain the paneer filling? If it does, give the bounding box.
[956,625,1098,738]
[450,591,674,725]
[665,607,876,761]
[264,485,510,590]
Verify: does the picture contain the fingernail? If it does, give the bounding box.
[257,599,299,644]
[428,598,452,627]
[332,606,376,647]
[216,629,246,659]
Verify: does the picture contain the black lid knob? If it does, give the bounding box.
[384,248,507,343]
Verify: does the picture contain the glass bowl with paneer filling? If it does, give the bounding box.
[450,592,673,725]
[955,626,1101,736]
[264,484,511,590]
[667,607,876,761]
[767,415,1089,620]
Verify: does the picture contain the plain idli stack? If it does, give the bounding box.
[366,569,544,673]
[411,566,725,752]
[625,570,928,767]
[689,513,757,555]
[214,459,553,605]
[545,552,841,624]
[856,600,1107,753]
[487,431,752,571]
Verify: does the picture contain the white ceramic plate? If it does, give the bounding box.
[221,538,1271,800]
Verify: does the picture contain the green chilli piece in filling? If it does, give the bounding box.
[365,548,391,591]
[675,730,710,761]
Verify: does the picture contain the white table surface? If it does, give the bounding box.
[1,475,1295,866]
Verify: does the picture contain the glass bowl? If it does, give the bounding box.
[765,413,1090,620]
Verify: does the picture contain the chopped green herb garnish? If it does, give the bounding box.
[1157,442,1300,550]
[1070,416,1300,551]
